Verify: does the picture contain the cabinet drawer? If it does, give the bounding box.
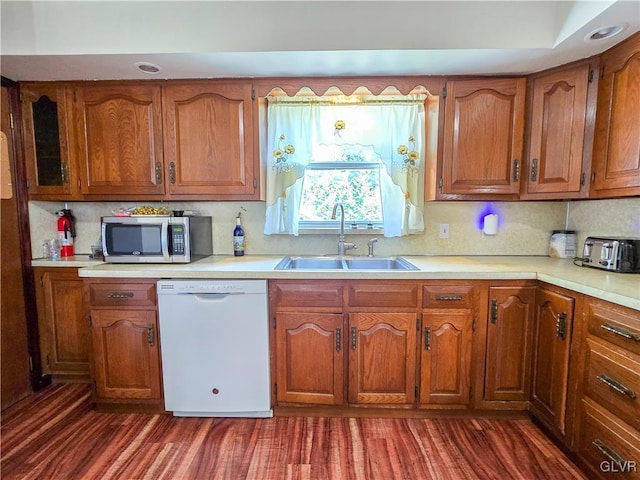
[348,282,418,308]
[88,281,157,307]
[578,399,640,480]
[584,338,640,431]
[587,300,640,356]
[271,281,344,309]
[423,285,474,309]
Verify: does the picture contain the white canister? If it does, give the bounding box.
[549,230,577,258]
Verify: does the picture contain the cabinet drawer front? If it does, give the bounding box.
[348,283,418,308]
[578,399,640,480]
[584,339,640,431]
[587,301,640,356]
[422,285,474,309]
[272,281,344,308]
[89,282,157,307]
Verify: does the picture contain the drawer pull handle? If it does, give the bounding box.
[436,295,463,301]
[597,374,637,399]
[601,322,640,342]
[593,439,627,465]
[108,292,134,299]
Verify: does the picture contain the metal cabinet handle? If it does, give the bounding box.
[601,322,640,342]
[147,324,155,346]
[435,294,463,301]
[351,327,357,350]
[336,327,341,352]
[155,162,162,183]
[593,439,626,465]
[491,299,498,324]
[597,374,637,399]
[512,159,520,182]
[107,292,134,299]
[169,162,176,184]
[424,327,431,351]
[61,162,69,185]
[556,312,567,340]
[530,158,538,182]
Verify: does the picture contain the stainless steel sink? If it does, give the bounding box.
[274,256,418,271]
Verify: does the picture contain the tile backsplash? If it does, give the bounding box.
[29,198,639,259]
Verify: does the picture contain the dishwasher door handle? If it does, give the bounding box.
[188,293,243,302]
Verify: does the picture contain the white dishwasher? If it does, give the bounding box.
[157,279,272,417]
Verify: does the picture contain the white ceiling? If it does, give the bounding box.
[1,0,639,81]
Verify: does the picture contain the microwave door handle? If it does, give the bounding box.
[161,222,170,261]
[101,222,110,258]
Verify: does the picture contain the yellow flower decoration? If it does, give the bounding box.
[396,135,420,175]
[334,120,346,137]
[272,134,295,174]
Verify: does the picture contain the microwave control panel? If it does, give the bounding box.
[170,225,185,255]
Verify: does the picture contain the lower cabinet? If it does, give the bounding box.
[85,278,163,411]
[530,285,576,441]
[483,285,536,408]
[34,267,90,381]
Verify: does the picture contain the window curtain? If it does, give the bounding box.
[264,96,426,237]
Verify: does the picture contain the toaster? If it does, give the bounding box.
[581,237,640,273]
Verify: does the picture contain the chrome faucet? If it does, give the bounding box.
[367,238,378,257]
[331,203,357,256]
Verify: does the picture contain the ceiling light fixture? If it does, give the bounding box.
[586,24,626,41]
[135,62,161,74]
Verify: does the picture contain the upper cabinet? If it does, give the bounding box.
[440,78,526,199]
[162,81,258,199]
[591,33,640,198]
[523,62,596,199]
[21,83,80,199]
[74,84,165,197]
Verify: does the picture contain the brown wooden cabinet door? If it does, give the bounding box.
[442,78,526,196]
[348,312,417,405]
[485,286,536,403]
[75,84,164,196]
[592,33,640,196]
[275,312,344,405]
[35,268,89,378]
[163,82,257,198]
[531,288,574,435]
[21,83,78,198]
[420,310,473,406]
[91,309,161,400]
[526,64,590,197]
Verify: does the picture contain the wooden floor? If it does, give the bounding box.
[1,384,587,480]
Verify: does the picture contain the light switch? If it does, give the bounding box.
[439,224,450,239]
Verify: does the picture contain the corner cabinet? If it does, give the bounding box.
[523,62,595,199]
[591,32,640,197]
[21,83,80,199]
[85,279,163,411]
[74,84,165,197]
[34,267,89,380]
[440,78,526,198]
[162,81,258,199]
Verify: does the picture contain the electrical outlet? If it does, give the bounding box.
[439,224,450,239]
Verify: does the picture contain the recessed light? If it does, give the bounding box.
[135,62,161,74]
[586,24,626,41]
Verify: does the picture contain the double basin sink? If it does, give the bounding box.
[275,256,418,271]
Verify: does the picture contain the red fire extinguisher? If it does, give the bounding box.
[57,208,76,257]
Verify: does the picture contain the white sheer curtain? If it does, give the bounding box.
[264,96,425,237]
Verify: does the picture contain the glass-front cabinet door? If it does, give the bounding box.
[21,83,78,198]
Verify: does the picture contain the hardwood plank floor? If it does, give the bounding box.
[1,384,587,480]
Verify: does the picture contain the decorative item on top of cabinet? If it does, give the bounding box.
[440,78,526,199]
[34,267,89,381]
[483,285,536,410]
[530,285,579,445]
[21,83,80,199]
[74,84,165,197]
[576,297,640,480]
[419,284,476,408]
[85,279,163,412]
[162,81,259,199]
[523,61,596,199]
[591,32,640,198]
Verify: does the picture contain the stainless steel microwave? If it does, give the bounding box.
[101,215,212,263]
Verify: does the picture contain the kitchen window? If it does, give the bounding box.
[264,91,427,237]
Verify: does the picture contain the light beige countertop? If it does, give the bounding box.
[62,254,640,311]
[32,254,103,268]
